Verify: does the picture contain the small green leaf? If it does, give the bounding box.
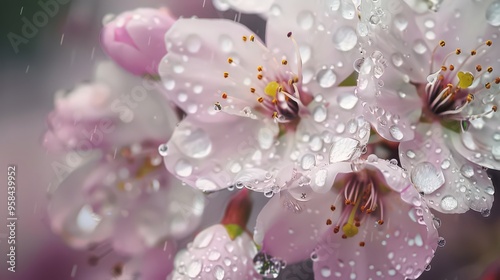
[224,224,244,240]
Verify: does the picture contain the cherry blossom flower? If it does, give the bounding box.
[101,8,176,76]
[159,0,369,193]
[48,146,205,255]
[170,189,261,279]
[46,61,205,255]
[43,61,176,153]
[355,0,499,213]
[254,155,439,279]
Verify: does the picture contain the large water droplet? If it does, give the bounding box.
[316,68,337,88]
[213,265,225,280]
[174,128,212,158]
[486,1,500,26]
[313,105,328,122]
[301,154,316,170]
[440,196,458,211]
[187,260,202,277]
[411,162,444,194]
[437,237,446,247]
[321,267,332,277]
[195,178,218,191]
[185,35,202,53]
[158,143,168,156]
[389,125,404,140]
[297,11,314,30]
[258,127,275,150]
[193,229,214,248]
[413,40,427,54]
[329,137,360,163]
[391,53,403,67]
[460,164,474,178]
[175,159,193,177]
[332,26,357,51]
[338,93,358,110]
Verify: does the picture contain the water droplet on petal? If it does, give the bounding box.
[411,162,445,194]
[329,138,360,163]
[313,105,328,122]
[389,125,404,140]
[440,196,458,211]
[486,1,500,26]
[297,11,314,30]
[185,35,202,53]
[316,68,337,88]
[195,178,218,191]
[175,159,193,177]
[187,260,202,277]
[158,143,168,156]
[213,265,225,280]
[338,94,358,110]
[460,164,474,178]
[175,128,212,158]
[332,26,357,52]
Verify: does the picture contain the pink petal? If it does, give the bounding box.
[266,0,361,94]
[164,115,285,192]
[160,18,272,123]
[313,189,438,280]
[399,122,494,214]
[254,190,335,264]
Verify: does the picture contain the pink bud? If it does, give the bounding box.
[100,8,175,76]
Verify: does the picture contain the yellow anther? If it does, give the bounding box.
[264,81,280,97]
[242,36,247,42]
[221,92,228,99]
[257,97,264,103]
[466,93,474,102]
[257,66,263,72]
[476,65,482,72]
[485,82,491,89]
[223,72,229,78]
[449,64,455,71]
[272,111,278,118]
[227,57,233,64]
[249,35,255,42]
[441,66,447,71]
[257,74,263,80]
[250,87,256,93]
[439,40,446,47]
[281,59,288,65]
[493,105,498,112]
[486,40,493,46]
[487,66,493,73]
[496,77,500,84]
[455,48,462,55]
[457,71,474,88]
[471,50,477,56]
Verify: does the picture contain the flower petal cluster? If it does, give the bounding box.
[159,0,369,193]
[355,0,498,213]
[101,8,176,76]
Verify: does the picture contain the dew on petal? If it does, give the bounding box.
[175,159,193,177]
[175,128,212,158]
[460,164,474,178]
[329,138,360,163]
[332,26,357,52]
[187,260,202,277]
[486,1,500,26]
[316,68,337,88]
[185,34,202,53]
[213,265,225,280]
[411,162,444,194]
[158,143,168,156]
[440,196,458,211]
[389,125,404,140]
[338,94,358,110]
[297,10,314,30]
[313,105,328,122]
[195,178,218,191]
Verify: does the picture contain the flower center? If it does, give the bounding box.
[214,32,310,131]
[326,170,388,246]
[421,39,498,129]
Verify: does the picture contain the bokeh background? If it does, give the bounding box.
[0,1,499,279]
